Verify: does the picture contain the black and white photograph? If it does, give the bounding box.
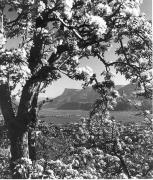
[0,0,152,179]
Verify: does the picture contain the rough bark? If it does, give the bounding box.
[0,84,15,126]
[10,130,29,161]
[0,81,40,178]
[0,84,28,178]
[28,88,40,161]
[28,128,36,161]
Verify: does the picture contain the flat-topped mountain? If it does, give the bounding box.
[43,87,98,109]
[43,85,124,110]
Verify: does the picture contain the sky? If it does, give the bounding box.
[41,0,152,98]
[3,0,152,98]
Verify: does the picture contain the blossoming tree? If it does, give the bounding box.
[0,0,152,177]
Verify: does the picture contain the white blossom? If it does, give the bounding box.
[0,48,5,53]
[58,39,63,45]
[27,0,35,5]
[140,69,153,80]
[17,8,22,14]
[5,51,12,56]
[46,169,55,176]
[132,7,140,16]
[63,0,73,9]
[145,21,152,29]
[63,0,74,19]
[119,173,128,179]
[76,66,93,80]
[38,1,46,13]
[20,48,27,59]
[135,0,143,5]
[0,76,7,83]
[139,57,148,64]
[27,21,32,28]
[97,4,112,15]
[42,28,49,34]
[72,56,79,63]
[88,15,107,38]
[87,46,92,52]
[112,90,120,97]
[36,164,44,172]
[35,130,41,136]
[64,10,73,19]
[52,46,57,54]
[20,157,32,164]
[36,27,42,33]
[121,1,140,17]
[12,0,20,5]
[144,110,150,115]
[20,65,31,75]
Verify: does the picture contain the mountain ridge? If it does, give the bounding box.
[43,85,125,109]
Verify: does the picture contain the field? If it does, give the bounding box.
[39,108,144,125]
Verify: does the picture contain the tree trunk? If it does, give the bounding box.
[0,84,29,178]
[9,127,29,161]
[0,82,40,178]
[28,128,37,161]
[0,84,29,158]
[10,130,29,178]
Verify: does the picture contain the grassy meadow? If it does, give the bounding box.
[39,108,144,125]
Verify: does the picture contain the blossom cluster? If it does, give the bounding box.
[120,0,143,17]
[63,0,74,19]
[76,66,93,76]
[12,148,126,179]
[75,66,93,82]
[0,48,31,89]
[38,1,46,13]
[0,47,28,62]
[87,15,107,38]
[1,105,153,179]
[28,0,35,5]
[72,55,79,64]
[96,3,112,15]
[140,69,153,81]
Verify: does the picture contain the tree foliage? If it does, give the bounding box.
[0,0,152,95]
[0,0,152,178]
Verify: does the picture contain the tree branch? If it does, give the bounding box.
[53,12,83,40]
[97,49,139,72]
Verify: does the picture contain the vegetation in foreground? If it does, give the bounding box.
[0,0,152,178]
[0,109,153,179]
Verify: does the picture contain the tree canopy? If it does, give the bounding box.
[0,0,152,98]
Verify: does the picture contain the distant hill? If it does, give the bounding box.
[118,83,137,97]
[43,85,124,110]
[43,87,98,109]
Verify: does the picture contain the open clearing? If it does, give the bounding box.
[39,108,144,125]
